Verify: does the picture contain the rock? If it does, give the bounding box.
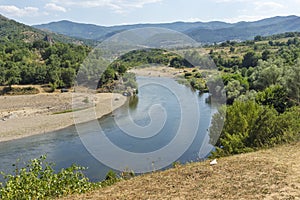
[210,159,217,165]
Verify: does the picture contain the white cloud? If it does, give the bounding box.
[222,15,276,23]
[51,0,162,13]
[212,0,251,3]
[0,5,39,17]
[254,1,285,12]
[45,3,67,12]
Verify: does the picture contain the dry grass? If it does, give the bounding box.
[61,142,300,200]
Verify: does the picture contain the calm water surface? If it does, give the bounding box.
[0,77,217,181]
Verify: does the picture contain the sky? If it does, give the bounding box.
[0,0,299,26]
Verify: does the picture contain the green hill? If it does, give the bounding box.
[0,15,94,45]
[0,14,91,90]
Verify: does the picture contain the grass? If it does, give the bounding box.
[52,107,89,115]
[60,141,300,199]
[0,86,39,95]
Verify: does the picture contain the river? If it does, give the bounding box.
[0,76,218,182]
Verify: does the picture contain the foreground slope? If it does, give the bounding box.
[62,142,300,199]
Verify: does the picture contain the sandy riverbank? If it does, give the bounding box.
[0,92,126,142]
[0,67,186,142]
[128,66,186,77]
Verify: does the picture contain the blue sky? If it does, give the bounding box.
[0,0,299,26]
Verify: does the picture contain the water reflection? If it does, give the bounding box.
[128,95,139,110]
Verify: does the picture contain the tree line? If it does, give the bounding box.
[0,39,90,89]
[207,34,300,156]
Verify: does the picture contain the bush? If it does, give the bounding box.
[0,155,94,199]
[1,86,39,95]
[210,100,300,157]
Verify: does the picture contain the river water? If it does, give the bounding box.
[0,76,218,182]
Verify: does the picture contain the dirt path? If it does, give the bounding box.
[62,142,300,199]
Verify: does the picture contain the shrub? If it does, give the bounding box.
[210,100,300,157]
[0,155,94,199]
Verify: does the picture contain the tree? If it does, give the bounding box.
[61,68,76,88]
[5,67,21,89]
[210,97,300,157]
[256,85,289,113]
[225,80,244,104]
[250,59,284,90]
[261,49,272,61]
[242,51,258,68]
[210,101,262,155]
[285,60,300,105]
[254,35,262,41]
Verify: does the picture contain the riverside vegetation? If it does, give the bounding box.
[0,15,299,199]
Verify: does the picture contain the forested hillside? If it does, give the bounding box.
[0,15,91,90]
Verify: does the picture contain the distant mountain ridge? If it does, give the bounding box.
[34,15,300,43]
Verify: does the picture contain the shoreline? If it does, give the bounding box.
[0,92,127,142]
[0,67,184,143]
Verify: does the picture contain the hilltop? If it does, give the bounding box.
[0,14,92,45]
[62,141,300,199]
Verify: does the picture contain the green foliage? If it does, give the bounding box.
[208,36,300,157]
[0,16,91,89]
[242,51,259,68]
[97,49,193,91]
[221,73,249,104]
[0,155,93,199]
[256,85,290,113]
[0,156,131,199]
[0,40,90,88]
[250,59,285,90]
[120,169,135,180]
[1,86,39,95]
[210,100,300,157]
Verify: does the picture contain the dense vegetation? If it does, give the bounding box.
[0,15,91,91]
[0,156,129,199]
[208,33,300,156]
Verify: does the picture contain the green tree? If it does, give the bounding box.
[225,80,244,104]
[261,49,272,61]
[256,85,289,113]
[242,51,258,68]
[250,59,285,90]
[61,68,76,88]
[5,67,21,89]
[285,60,300,105]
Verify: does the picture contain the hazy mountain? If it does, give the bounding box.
[34,20,233,42]
[34,15,300,44]
[186,15,300,43]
